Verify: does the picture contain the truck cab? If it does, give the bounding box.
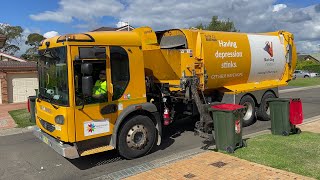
[34,32,161,159]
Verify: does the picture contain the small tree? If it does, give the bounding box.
[194,16,239,32]
[0,24,23,55]
[21,33,45,61]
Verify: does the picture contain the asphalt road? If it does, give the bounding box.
[1,87,320,180]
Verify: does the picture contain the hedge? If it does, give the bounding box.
[301,64,320,73]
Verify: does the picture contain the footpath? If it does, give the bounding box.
[0,102,35,136]
[0,103,26,130]
[122,117,320,180]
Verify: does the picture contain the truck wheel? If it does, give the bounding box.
[304,75,310,78]
[240,95,256,127]
[257,92,276,121]
[117,115,156,159]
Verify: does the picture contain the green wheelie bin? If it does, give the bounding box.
[28,96,37,123]
[267,98,303,136]
[209,104,246,153]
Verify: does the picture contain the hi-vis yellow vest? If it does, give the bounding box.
[93,80,107,95]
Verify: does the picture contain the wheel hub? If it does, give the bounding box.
[266,105,270,116]
[243,102,253,121]
[126,124,148,150]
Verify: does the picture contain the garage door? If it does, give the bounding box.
[8,73,38,103]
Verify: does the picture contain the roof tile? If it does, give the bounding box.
[0,61,37,69]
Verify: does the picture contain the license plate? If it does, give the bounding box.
[42,135,50,145]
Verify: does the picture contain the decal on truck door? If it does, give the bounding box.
[247,35,286,83]
[84,119,110,136]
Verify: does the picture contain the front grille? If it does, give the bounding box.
[40,118,55,132]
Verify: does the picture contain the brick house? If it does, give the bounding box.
[298,54,320,63]
[0,53,37,104]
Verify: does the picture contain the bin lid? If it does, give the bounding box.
[210,104,245,111]
[266,98,291,102]
[28,96,37,101]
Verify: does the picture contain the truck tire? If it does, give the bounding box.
[117,115,156,159]
[304,75,310,78]
[257,91,276,121]
[240,95,256,127]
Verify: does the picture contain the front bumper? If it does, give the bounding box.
[33,127,79,159]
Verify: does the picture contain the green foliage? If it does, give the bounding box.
[22,33,45,61]
[194,16,239,32]
[0,24,23,55]
[302,65,320,73]
[25,33,45,47]
[288,78,320,86]
[296,60,320,73]
[233,132,320,179]
[8,109,35,128]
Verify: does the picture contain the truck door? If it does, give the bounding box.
[71,46,115,141]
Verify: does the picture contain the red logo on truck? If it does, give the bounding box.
[264,41,273,57]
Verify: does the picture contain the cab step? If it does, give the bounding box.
[79,145,114,157]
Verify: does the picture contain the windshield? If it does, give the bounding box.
[38,46,69,106]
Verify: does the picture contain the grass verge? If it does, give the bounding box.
[288,78,320,87]
[8,108,35,128]
[232,132,320,179]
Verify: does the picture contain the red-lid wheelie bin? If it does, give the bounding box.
[267,98,303,136]
[209,104,246,153]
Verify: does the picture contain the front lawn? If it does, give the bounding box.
[8,108,35,128]
[233,132,320,179]
[288,78,320,87]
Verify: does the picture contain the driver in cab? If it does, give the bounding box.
[92,70,107,100]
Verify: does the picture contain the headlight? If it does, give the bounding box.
[55,115,65,125]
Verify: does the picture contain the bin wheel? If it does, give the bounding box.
[241,140,247,147]
[295,128,302,134]
[282,131,289,136]
[226,146,234,153]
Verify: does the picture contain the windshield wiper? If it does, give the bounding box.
[38,91,59,110]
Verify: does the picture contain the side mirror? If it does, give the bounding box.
[81,63,93,75]
[82,76,93,96]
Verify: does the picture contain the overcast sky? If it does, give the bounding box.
[1,0,319,55]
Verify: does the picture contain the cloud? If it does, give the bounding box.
[30,11,72,23]
[315,4,320,12]
[30,0,124,23]
[116,21,128,28]
[277,10,312,23]
[296,41,320,54]
[44,31,59,38]
[273,4,287,12]
[29,0,320,53]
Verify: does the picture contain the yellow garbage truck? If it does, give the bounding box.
[33,26,296,159]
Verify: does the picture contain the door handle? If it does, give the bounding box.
[100,104,117,115]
